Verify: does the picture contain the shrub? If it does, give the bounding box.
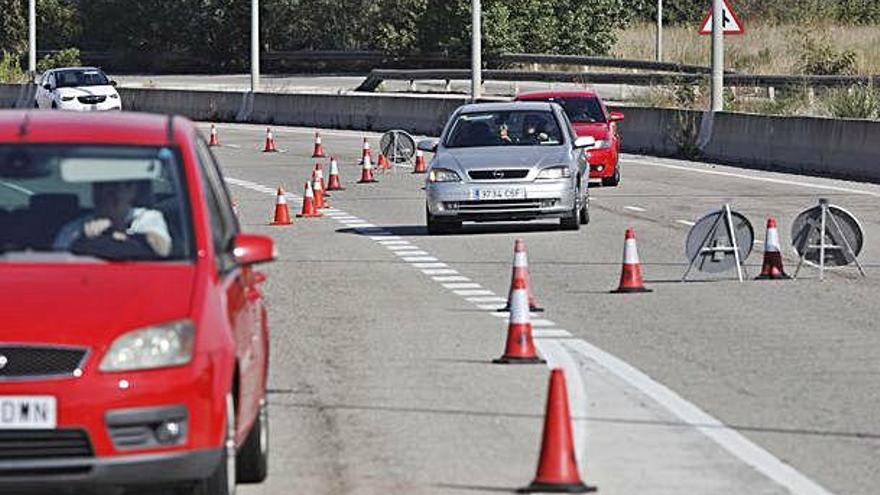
[36,47,81,72]
[823,84,879,119]
[794,31,857,75]
[0,51,27,83]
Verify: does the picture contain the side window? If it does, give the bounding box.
[195,137,238,273]
[47,74,55,88]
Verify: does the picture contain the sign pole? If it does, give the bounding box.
[471,0,482,102]
[656,0,663,62]
[711,0,724,112]
[28,0,36,77]
[250,0,260,93]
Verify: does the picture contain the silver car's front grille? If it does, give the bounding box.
[467,169,530,180]
[457,199,545,212]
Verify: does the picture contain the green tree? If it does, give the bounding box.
[0,0,27,54]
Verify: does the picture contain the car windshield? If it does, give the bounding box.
[54,69,110,88]
[0,144,193,262]
[445,110,564,148]
[552,97,606,124]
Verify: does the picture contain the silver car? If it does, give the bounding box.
[420,101,595,234]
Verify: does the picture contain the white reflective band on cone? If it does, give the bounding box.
[316,169,324,179]
[363,156,372,169]
[313,179,322,191]
[623,238,640,264]
[513,251,528,267]
[330,160,339,174]
[316,136,322,144]
[766,228,781,252]
[509,289,530,324]
[304,184,314,198]
[277,194,287,204]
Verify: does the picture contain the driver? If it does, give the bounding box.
[53,180,171,257]
[523,114,550,143]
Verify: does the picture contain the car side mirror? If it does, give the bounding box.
[233,234,276,265]
[609,112,624,122]
[110,80,118,87]
[43,83,52,90]
[417,139,438,153]
[573,136,596,149]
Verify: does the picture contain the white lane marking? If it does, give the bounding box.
[476,304,505,310]
[624,205,647,212]
[562,339,834,495]
[534,339,590,475]
[534,329,573,338]
[386,245,420,251]
[442,283,482,289]
[412,262,448,268]
[370,235,399,240]
[205,122,385,139]
[531,319,557,327]
[454,289,496,296]
[422,269,458,275]
[403,256,439,262]
[379,240,412,245]
[433,276,471,282]
[626,157,880,198]
[490,312,510,318]
[396,250,429,257]
[467,296,507,303]
[677,220,696,226]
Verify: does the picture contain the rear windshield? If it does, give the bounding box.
[0,145,193,262]
[543,97,606,124]
[54,69,110,88]
[445,110,563,148]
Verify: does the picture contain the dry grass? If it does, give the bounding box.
[613,22,880,75]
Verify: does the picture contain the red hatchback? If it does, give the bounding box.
[0,111,273,494]
[515,90,624,186]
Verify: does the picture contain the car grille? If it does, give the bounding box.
[0,429,93,461]
[458,199,545,212]
[0,346,87,379]
[76,95,106,104]
[467,169,530,180]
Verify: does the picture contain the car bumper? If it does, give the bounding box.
[426,180,576,221]
[57,100,122,112]
[0,447,220,489]
[587,147,617,178]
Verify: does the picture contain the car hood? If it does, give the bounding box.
[56,85,118,98]
[572,123,609,140]
[439,146,571,172]
[0,263,196,348]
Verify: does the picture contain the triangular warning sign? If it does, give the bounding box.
[699,0,745,35]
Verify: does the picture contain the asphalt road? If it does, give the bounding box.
[143,123,880,494]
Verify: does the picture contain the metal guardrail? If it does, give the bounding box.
[355,69,880,92]
[497,53,724,74]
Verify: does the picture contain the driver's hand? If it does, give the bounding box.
[145,231,171,257]
[83,218,112,239]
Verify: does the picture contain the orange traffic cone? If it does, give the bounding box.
[521,369,596,493]
[312,172,329,209]
[359,138,371,165]
[327,157,345,191]
[413,149,427,174]
[209,124,220,147]
[263,127,278,152]
[357,154,377,184]
[611,228,652,293]
[494,276,544,364]
[311,131,325,158]
[313,162,327,193]
[377,153,391,171]
[501,239,543,312]
[270,187,292,225]
[296,182,322,218]
[756,218,790,280]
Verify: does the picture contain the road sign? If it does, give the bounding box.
[699,0,745,35]
[791,199,866,280]
[682,204,754,282]
[380,130,416,165]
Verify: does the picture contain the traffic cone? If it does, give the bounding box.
[270,187,292,225]
[500,239,543,312]
[521,369,596,493]
[413,149,427,174]
[359,138,371,165]
[263,127,278,152]
[377,153,391,171]
[209,124,220,147]
[611,228,652,293]
[357,154,377,184]
[311,131,325,158]
[312,172,329,209]
[494,276,544,364]
[296,182,322,218]
[756,218,790,280]
[327,157,345,191]
[313,162,327,193]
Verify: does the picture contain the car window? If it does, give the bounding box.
[552,97,607,124]
[445,110,564,148]
[0,144,193,262]
[54,69,110,88]
[194,136,238,274]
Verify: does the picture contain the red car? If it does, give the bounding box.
[0,111,273,494]
[515,90,624,186]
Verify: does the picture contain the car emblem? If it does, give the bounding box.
[0,355,7,370]
[493,170,504,179]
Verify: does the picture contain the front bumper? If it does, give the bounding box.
[57,99,122,112]
[426,180,576,221]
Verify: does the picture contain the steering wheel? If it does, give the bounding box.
[70,231,157,261]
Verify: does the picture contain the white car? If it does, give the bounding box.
[34,67,122,111]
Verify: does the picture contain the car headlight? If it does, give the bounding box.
[100,320,195,372]
[536,166,572,180]
[61,96,75,101]
[428,168,461,183]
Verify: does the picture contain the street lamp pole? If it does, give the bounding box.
[471,0,482,102]
[655,0,663,62]
[28,0,36,76]
[250,0,260,92]
[711,0,724,111]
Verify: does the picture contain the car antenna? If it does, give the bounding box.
[18,113,30,138]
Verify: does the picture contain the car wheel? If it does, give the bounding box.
[602,165,620,187]
[236,396,268,483]
[426,205,459,235]
[51,101,58,110]
[33,100,39,109]
[579,201,590,225]
[560,201,580,231]
[185,393,237,495]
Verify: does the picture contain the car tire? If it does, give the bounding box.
[426,206,459,235]
[51,102,58,110]
[579,201,590,225]
[602,165,621,187]
[236,397,268,483]
[33,101,39,109]
[560,201,580,231]
[184,393,237,495]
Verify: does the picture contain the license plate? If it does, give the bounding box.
[0,396,57,429]
[471,188,526,200]
[89,104,98,111]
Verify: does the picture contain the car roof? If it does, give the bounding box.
[0,111,195,146]
[457,101,557,113]
[515,90,600,100]
[47,66,103,73]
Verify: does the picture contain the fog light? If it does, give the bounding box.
[596,165,604,172]
[541,199,557,208]
[156,420,183,444]
[444,202,459,211]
